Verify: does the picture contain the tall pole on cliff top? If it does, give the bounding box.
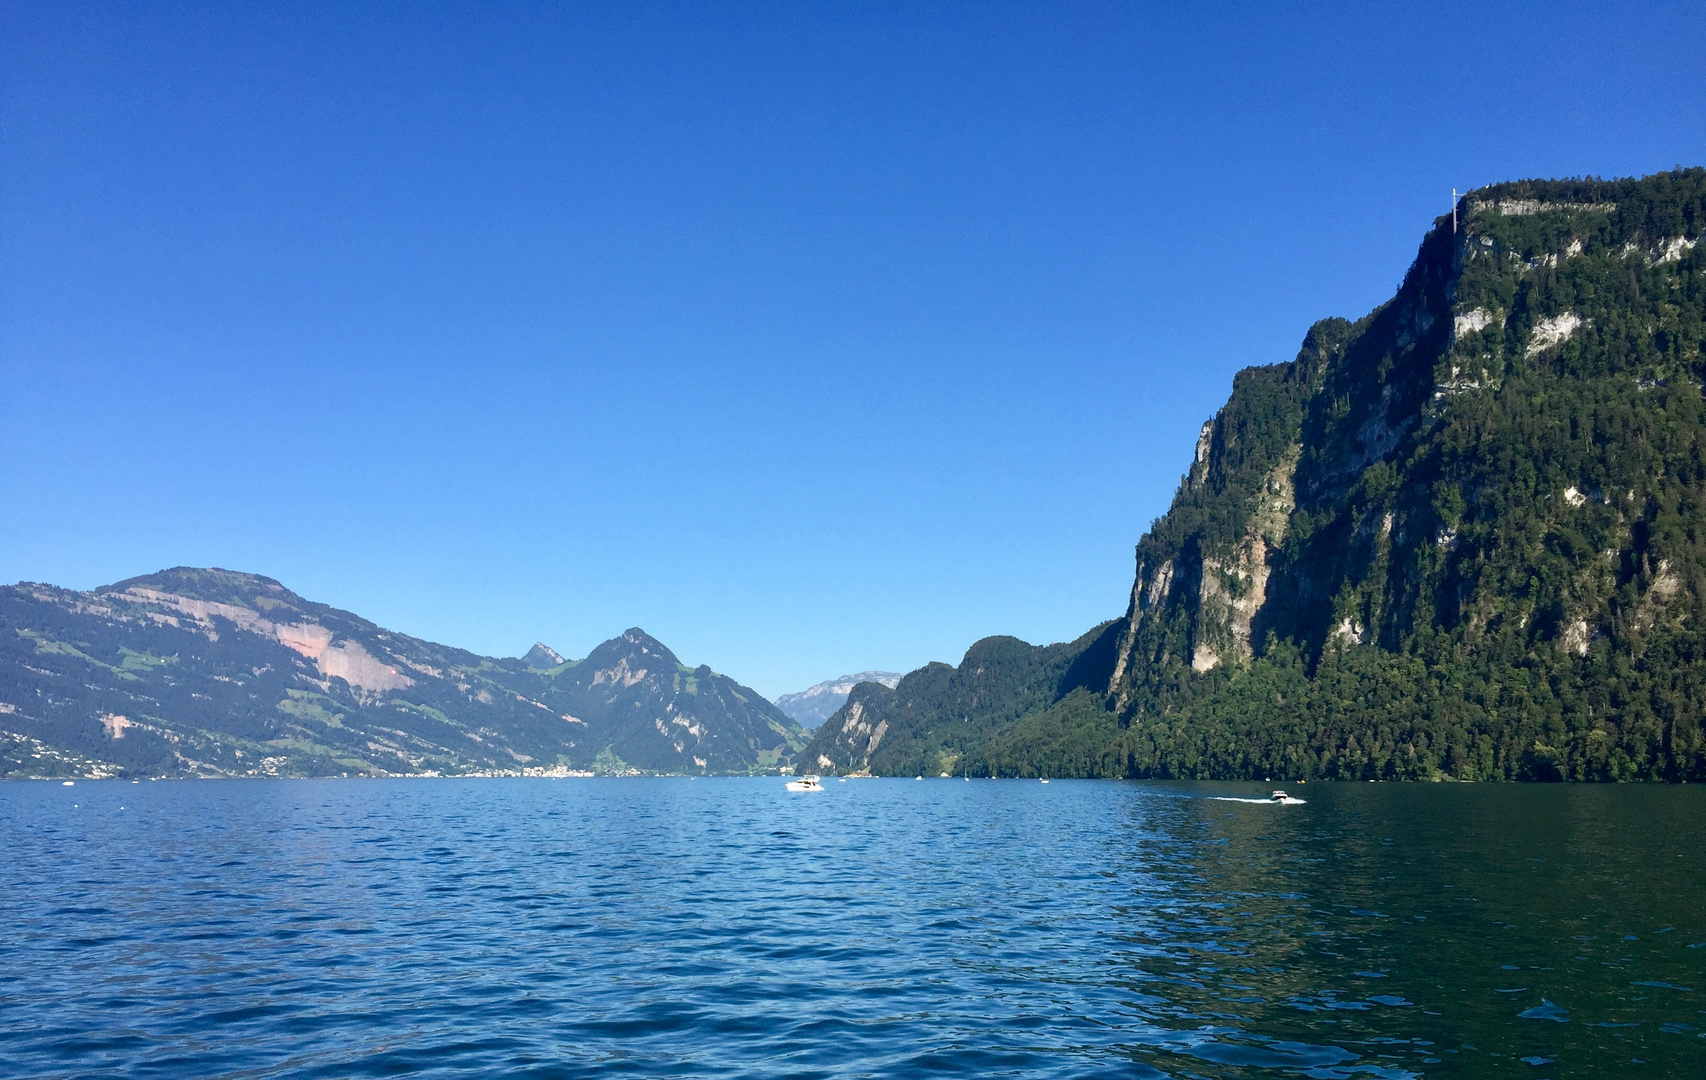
[1452,188,1458,234]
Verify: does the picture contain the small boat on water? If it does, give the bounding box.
[1270,789,1289,802]
[785,776,825,792]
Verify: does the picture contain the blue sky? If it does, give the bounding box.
[3,3,1703,697]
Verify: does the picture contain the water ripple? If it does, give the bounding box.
[2,778,1703,1077]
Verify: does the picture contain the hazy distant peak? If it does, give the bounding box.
[833,671,905,692]
[521,642,567,669]
[774,670,903,728]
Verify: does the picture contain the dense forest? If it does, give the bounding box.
[800,168,1706,782]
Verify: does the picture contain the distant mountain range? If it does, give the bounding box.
[0,568,807,778]
[773,671,902,729]
[802,168,1706,783]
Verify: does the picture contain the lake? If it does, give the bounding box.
[2,777,1702,1078]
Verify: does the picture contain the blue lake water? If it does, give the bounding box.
[2,777,1703,1078]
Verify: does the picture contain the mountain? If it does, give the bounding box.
[797,628,1118,775]
[805,168,1706,782]
[0,568,807,778]
[539,628,806,774]
[773,671,902,729]
[521,642,567,669]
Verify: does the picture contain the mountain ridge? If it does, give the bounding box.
[1,568,806,778]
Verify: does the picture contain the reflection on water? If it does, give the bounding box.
[2,778,1701,1078]
[1104,783,1705,1078]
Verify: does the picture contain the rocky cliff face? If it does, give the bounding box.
[1102,169,1706,780]
[1108,316,1351,705]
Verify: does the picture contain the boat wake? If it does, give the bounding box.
[1210,796,1307,805]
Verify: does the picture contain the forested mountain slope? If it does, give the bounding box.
[810,168,1706,782]
[797,622,1118,775]
[0,568,805,778]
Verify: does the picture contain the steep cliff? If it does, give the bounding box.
[1104,168,1706,781]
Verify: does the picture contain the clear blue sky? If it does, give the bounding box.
[3,3,1702,697]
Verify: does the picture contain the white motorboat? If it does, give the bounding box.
[786,776,825,792]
